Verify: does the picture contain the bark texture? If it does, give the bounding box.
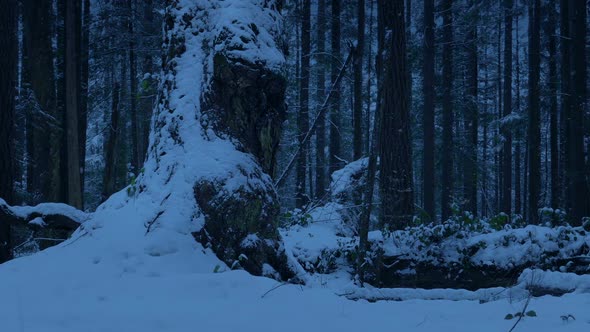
[296,0,311,208]
[314,0,327,200]
[379,0,414,229]
[65,0,83,209]
[196,58,290,278]
[440,0,454,221]
[0,0,17,207]
[422,0,435,221]
[527,0,541,225]
[157,1,293,280]
[501,0,512,217]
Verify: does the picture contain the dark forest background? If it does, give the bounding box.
[0,0,589,230]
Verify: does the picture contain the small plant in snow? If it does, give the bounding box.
[539,207,567,226]
[505,310,537,320]
[489,213,509,230]
[126,168,144,197]
[281,209,312,227]
[560,314,575,322]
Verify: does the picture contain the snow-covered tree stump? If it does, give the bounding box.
[141,0,293,279]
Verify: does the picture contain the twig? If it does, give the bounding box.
[260,272,307,299]
[508,290,532,332]
[145,210,165,235]
[260,282,289,299]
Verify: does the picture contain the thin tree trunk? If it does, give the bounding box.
[0,0,17,206]
[57,0,69,203]
[379,0,414,229]
[358,20,382,285]
[568,0,590,224]
[514,14,522,216]
[329,0,343,173]
[482,47,489,217]
[524,133,529,221]
[103,83,121,200]
[422,0,435,221]
[65,0,83,209]
[527,0,541,224]
[353,0,365,161]
[23,0,58,203]
[546,0,559,213]
[79,0,90,203]
[364,0,374,157]
[296,0,311,208]
[314,0,327,200]
[464,0,478,216]
[440,0,454,221]
[128,0,140,175]
[501,0,513,217]
[139,0,156,166]
[560,0,571,214]
[496,15,502,214]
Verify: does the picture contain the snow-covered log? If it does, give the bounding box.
[0,198,87,230]
[0,198,89,262]
[283,199,590,289]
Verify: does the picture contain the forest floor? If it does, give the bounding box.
[0,248,588,331]
[0,195,589,332]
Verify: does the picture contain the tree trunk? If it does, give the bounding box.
[353,0,365,161]
[546,1,559,214]
[527,0,541,225]
[329,0,343,173]
[128,0,140,175]
[559,0,571,214]
[23,0,59,203]
[514,13,522,216]
[0,0,17,262]
[56,0,69,203]
[102,83,121,200]
[482,49,489,218]
[422,0,435,221]
[65,0,83,209]
[441,0,454,221]
[79,0,90,203]
[501,0,513,217]
[496,15,502,214]
[379,0,414,229]
[464,0,478,216]
[150,2,292,279]
[358,40,382,287]
[139,0,157,167]
[568,0,589,224]
[296,0,311,208]
[0,0,17,206]
[315,0,327,200]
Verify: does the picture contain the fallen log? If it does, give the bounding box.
[0,198,89,262]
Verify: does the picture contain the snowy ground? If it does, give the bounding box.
[1,255,589,332]
[1,204,589,332]
[1,1,588,329]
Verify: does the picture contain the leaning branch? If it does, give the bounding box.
[275,44,355,188]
